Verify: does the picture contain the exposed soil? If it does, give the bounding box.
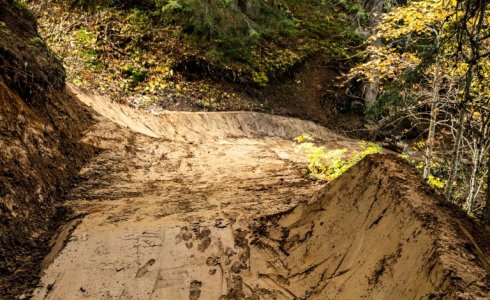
[29,86,359,299]
[245,156,490,299]
[29,87,489,300]
[2,2,489,299]
[0,1,95,297]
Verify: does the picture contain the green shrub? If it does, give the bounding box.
[296,135,382,181]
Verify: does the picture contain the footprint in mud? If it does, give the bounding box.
[214,218,230,229]
[135,259,155,278]
[176,226,194,242]
[196,228,211,252]
[176,226,194,249]
[189,280,202,300]
[177,225,213,252]
[233,229,249,249]
[206,256,220,267]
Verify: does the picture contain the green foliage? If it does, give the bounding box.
[398,143,447,191]
[158,0,182,12]
[74,28,104,71]
[427,175,445,189]
[39,0,363,102]
[296,133,315,143]
[278,19,296,37]
[13,0,29,11]
[69,0,152,10]
[296,135,383,181]
[75,27,96,46]
[364,83,404,119]
[156,0,295,61]
[127,8,151,32]
[336,0,367,21]
[0,22,9,35]
[13,0,36,20]
[251,71,269,87]
[82,49,103,71]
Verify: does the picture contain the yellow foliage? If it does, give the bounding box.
[295,136,383,181]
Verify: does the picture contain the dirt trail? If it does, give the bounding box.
[32,86,362,299]
[31,87,489,300]
[27,87,490,300]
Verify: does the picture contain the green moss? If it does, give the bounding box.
[75,27,96,46]
[121,66,147,89]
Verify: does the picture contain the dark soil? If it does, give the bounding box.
[0,1,96,298]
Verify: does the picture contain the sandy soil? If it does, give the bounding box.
[245,156,490,299]
[30,86,490,300]
[31,86,363,299]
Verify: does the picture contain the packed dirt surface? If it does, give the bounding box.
[31,86,362,299]
[29,87,489,300]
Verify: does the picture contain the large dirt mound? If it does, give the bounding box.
[245,155,490,299]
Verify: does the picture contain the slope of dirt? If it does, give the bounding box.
[0,2,94,298]
[31,88,489,299]
[244,155,490,299]
[224,56,366,134]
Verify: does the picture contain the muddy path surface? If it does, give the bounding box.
[32,86,362,299]
[29,87,490,300]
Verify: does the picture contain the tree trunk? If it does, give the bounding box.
[486,157,490,225]
[466,146,481,213]
[364,67,380,108]
[444,110,466,200]
[423,61,441,180]
[423,102,438,179]
[362,0,384,108]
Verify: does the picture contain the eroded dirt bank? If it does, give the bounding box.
[31,88,489,300]
[0,1,94,297]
